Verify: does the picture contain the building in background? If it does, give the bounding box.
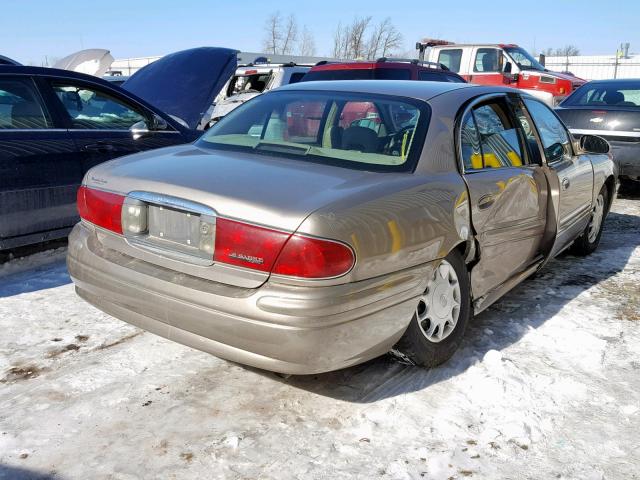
[545,52,640,80]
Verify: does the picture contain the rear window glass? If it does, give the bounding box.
[302,68,410,81]
[562,81,640,107]
[226,73,273,97]
[438,49,463,73]
[198,90,429,172]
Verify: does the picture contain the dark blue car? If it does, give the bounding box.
[0,47,237,250]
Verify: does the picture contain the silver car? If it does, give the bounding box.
[67,80,616,374]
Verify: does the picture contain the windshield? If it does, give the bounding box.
[562,81,640,108]
[197,90,429,172]
[301,68,411,82]
[504,47,545,71]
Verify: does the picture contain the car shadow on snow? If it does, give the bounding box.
[0,258,70,298]
[252,210,640,403]
[0,464,63,480]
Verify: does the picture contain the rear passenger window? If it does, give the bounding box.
[460,112,483,170]
[461,100,525,170]
[0,78,50,129]
[438,49,463,73]
[524,99,571,163]
[418,71,447,82]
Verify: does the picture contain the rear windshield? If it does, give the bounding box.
[562,81,640,108]
[198,90,429,172]
[302,68,411,82]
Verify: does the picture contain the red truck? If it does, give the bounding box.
[418,40,586,106]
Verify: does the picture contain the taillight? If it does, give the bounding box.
[272,234,355,279]
[213,218,355,278]
[213,218,291,272]
[77,186,124,234]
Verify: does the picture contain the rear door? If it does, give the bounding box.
[44,78,186,176]
[460,94,548,299]
[523,98,594,255]
[0,75,79,248]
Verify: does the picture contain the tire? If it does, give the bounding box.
[571,185,608,256]
[394,250,471,368]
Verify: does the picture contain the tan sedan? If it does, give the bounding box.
[67,80,616,374]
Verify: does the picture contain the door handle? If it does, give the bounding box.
[83,142,115,152]
[478,193,496,210]
[561,178,570,190]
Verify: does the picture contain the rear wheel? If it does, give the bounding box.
[394,250,471,368]
[571,186,608,256]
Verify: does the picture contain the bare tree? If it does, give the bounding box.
[280,14,299,55]
[555,45,580,57]
[298,26,316,57]
[542,45,580,57]
[348,16,372,59]
[378,18,403,58]
[263,12,283,55]
[332,21,349,58]
[333,17,403,60]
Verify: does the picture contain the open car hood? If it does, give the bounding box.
[53,49,114,77]
[122,47,238,130]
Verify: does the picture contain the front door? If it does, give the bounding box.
[522,98,594,256]
[460,95,548,300]
[468,48,505,85]
[0,76,79,248]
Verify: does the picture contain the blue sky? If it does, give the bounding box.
[4,0,639,64]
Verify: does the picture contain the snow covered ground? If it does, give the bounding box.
[1,199,639,480]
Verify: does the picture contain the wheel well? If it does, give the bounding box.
[604,175,616,213]
[453,240,473,264]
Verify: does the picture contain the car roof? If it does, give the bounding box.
[0,64,128,89]
[584,78,640,84]
[277,79,479,100]
[309,61,446,71]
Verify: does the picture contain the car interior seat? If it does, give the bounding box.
[603,90,624,105]
[341,126,379,153]
[481,52,498,72]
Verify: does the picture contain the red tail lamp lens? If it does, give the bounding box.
[77,186,125,234]
[272,234,355,278]
[213,217,291,272]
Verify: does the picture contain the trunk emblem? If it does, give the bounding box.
[590,117,604,123]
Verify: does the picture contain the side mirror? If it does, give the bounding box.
[149,114,168,131]
[130,120,150,140]
[504,61,512,74]
[579,134,610,154]
[538,54,546,67]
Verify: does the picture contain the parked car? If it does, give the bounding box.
[0,47,237,250]
[67,80,615,374]
[419,40,585,106]
[556,79,640,184]
[209,62,311,123]
[300,58,466,83]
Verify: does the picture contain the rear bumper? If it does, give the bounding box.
[67,223,432,374]
[608,141,640,180]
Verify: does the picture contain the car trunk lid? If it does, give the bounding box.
[556,106,640,142]
[83,144,391,287]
